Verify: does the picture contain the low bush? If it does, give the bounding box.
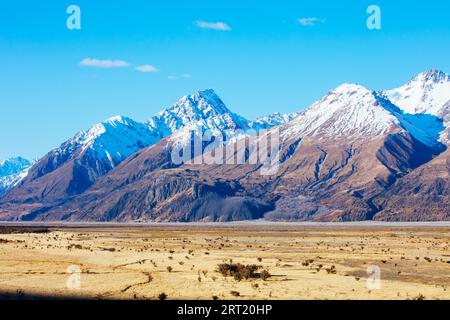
[217,263,271,281]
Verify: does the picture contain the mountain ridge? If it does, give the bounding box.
[0,69,448,222]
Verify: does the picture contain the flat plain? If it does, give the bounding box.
[0,223,449,300]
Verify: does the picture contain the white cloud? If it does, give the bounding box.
[168,74,191,80]
[297,17,325,27]
[80,58,130,68]
[135,65,159,73]
[195,21,231,31]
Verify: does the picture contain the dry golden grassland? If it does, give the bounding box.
[0,224,449,300]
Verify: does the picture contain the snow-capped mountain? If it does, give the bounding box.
[147,89,297,139]
[0,157,32,195]
[147,89,250,136]
[42,90,248,177]
[18,114,160,196]
[0,157,30,177]
[19,77,447,223]
[1,89,289,203]
[37,90,256,174]
[384,69,450,144]
[283,84,399,139]
[385,69,450,115]
[249,112,299,130]
[67,115,158,169]
[279,83,445,150]
[147,89,254,147]
[1,71,448,222]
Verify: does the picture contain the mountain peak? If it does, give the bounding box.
[415,69,449,83]
[0,157,30,168]
[149,89,249,136]
[172,89,231,117]
[0,157,32,195]
[196,88,218,98]
[284,82,397,139]
[333,83,369,93]
[81,115,142,142]
[250,112,300,130]
[102,115,135,126]
[385,69,450,115]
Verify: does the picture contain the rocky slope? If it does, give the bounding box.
[373,148,449,221]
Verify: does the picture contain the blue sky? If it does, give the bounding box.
[1,0,450,159]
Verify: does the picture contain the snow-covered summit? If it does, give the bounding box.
[420,69,449,83]
[147,89,249,137]
[283,83,400,139]
[280,82,446,149]
[0,157,33,196]
[384,69,450,115]
[55,115,158,169]
[0,157,31,178]
[383,69,450,144]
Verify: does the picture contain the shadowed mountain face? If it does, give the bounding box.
[0,71,449,222]
[373,148,450,221]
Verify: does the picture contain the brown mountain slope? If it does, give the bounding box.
[4,125,439,222]
[0,84,447,222]
[246,130,440,222]
[373,149,450,221]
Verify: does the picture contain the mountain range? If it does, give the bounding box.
[0,69,448,222]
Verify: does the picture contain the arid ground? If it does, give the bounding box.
[0,223,449,300]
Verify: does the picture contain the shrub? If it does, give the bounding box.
[414,294,425,300]
[230,291,240,297]
[302,259,314,267]
[260,270,271,281]
[325,265,336,274]
[158,293,167,300]
[217,263,264,281]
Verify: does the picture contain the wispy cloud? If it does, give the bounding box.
[168,74,191,80]
[195,21,231,31]
[297,17,325,27]
[135,65,159,73]
[79,58,130,68]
